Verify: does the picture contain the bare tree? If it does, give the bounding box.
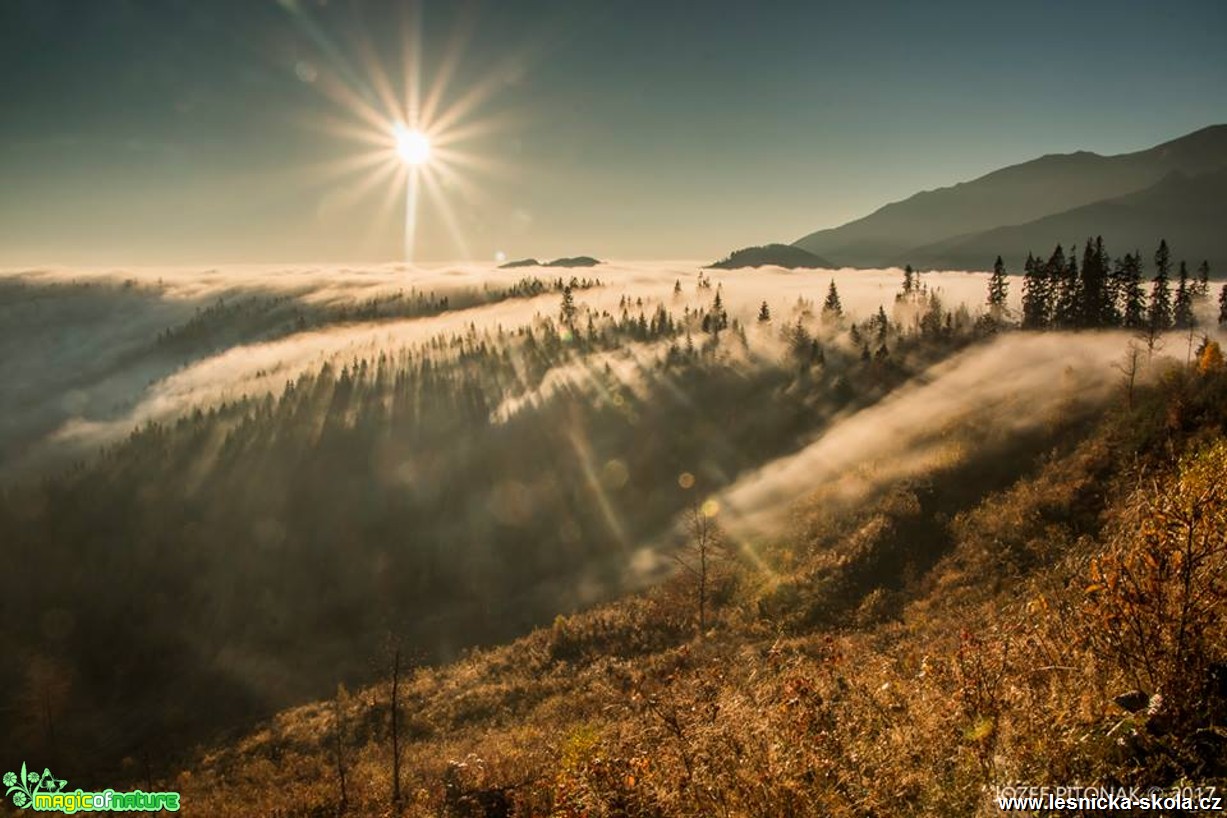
[673,501,724,634]
[332,688,349,813]
[390,647,403,811]
[1138,321,1165,362]
[1112,341,1143,410]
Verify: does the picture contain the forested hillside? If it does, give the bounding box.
[1,248,1224,815]
[169,308,1227,818]
[1,264,989,778]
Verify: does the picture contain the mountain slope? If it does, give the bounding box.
[793,124,1227,267]
[707,243,834,269]
[899,167,1227,272]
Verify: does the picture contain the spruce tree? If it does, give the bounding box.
[822,280,843,319]
[875,305,889,340]
[1219,283,1227,326]
[1116,252,1147,329]
[1079,236,1112,327]
[559,285,577,328]
[757,301,771,323]
[1173,261,1194,329]
[1052,245,1079,328]
[1196,260,1210,298]
[1021,253,1048,329]
[1045,244,1067,325]
[987,255,1008,316]
[902,264,915,296]
[1148,240,1173,331]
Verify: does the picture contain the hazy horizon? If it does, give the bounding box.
[2,0,1225,266]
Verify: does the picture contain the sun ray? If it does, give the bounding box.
[280,1,391,130]
[431,146,516,180]
[350,10,406,124]
[326,161,402,216]
[418,168,473,260]
[306,112,394,149]
[404,165,422,263]
[286,0,523,262]
[357,164,409,252]
[418,3,478,127]
[401,0,424,126]
[426,57,525,138]
[297,149,394,187]
[422,159,498,215]
[428,110,523,148]
[569,426,629,549]
[312,69,397,136]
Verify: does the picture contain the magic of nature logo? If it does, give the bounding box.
[4,762,180,813]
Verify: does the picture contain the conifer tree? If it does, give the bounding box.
[822,280,843,319]
[875,305,890,340]
[1051,245,1079,328]
[1219,283,1227,326]
[987,255,1008,316]
[1196,260,1210,298]
[1021,253,1048,329]
[787,319,812,364]
[1114,252,1147,329]
[710,288,728,332]
[1148,240,1173,332]
[559,285,577,328]
[757,301,770,323]
[1079,236,1112,327]
[811,340,825,366]
[1173,261,1194,329]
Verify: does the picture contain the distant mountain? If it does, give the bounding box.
[899,168,1227,273]
[793,124,1227,270]
[545,256,602,268]
[499,256,603,269]
[708,243,834,270]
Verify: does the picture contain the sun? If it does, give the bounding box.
[282,0,518,261]
[394,125,431,166]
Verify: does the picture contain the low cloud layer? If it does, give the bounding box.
[716,330,1144,536]
[5,260,1206,482]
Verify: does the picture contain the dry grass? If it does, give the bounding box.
[166,376,1227,817]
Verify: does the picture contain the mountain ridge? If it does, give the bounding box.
[897,166,1227,272]
[793,124,1227,270]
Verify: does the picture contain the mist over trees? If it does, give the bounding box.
[0,239,1222,789]
[0,266,998,777]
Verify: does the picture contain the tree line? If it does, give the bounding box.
[973,238,1220,332]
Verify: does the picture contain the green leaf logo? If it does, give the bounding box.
[4,762,66,809]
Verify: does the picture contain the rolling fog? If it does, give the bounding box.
[1,261,998,471]
[4,257,1210,544]
[4,257,1213,769]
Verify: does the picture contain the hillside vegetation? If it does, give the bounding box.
[170,356,1227,817]
[2,254,1225,816]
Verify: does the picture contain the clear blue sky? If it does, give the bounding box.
[1,0,1224,265]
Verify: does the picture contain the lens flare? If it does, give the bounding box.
[280,1,522,262]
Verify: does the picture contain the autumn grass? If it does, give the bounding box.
[168,366,1227,817]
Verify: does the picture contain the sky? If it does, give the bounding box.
[1,0,1224,266]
